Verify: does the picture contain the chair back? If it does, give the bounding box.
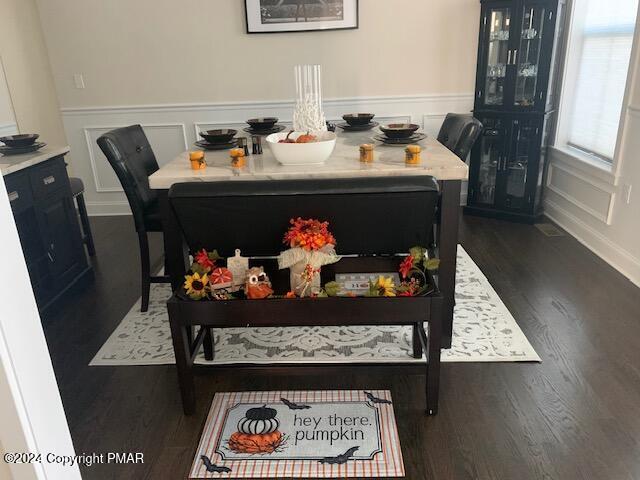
[168,176,440,258]
[97,125,159,231]
[437,113,483,160]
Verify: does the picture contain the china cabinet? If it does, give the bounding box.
[466,0,565,222]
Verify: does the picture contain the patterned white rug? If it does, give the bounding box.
[90,246,540,366]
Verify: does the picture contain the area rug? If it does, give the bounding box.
[90,246,540,366]
[190,390,403,479]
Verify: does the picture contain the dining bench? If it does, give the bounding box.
[165,176,443,415]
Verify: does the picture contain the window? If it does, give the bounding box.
[559,0,638,162]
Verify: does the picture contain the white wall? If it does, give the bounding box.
[544,14,640,287]
[0,0,66,145]
[35,0,478,215]
[0,174,81,480]
[37,0,479,107]
[0,59,17,132]
[0,441,12,480]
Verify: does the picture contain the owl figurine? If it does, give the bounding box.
[245,267,274,299]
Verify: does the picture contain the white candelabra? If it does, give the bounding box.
[293,64,327,133]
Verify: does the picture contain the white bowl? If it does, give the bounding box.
[266,131,337,166]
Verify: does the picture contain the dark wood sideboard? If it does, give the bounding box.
[4,154,91,312]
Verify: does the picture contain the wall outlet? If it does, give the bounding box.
[73,74,85,89]
[622,183,632,204]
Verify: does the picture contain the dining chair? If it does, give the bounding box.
[69,177,96,257]
[437,113,483,161]
[97,125,169,312]
[430,114,483,249]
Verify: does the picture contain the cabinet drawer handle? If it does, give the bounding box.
[8,191,19,202]
[43,175,56,185]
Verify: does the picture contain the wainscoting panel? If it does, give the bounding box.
[0,122,18,137]
[60,93,474,215]
[546,162,615,224]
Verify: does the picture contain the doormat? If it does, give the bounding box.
[190,390,404,479]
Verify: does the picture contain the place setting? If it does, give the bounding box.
[373,123,427,146]
[0,134,46,156]
[337,113,379,132]
[195,129,240,151]
[243,117,286,136]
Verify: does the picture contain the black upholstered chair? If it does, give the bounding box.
[69,177,96,257]
[97,125,169,312]
[437,113,483,161]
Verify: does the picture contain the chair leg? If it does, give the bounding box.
[138,231,151,312]
[75,192,96,256]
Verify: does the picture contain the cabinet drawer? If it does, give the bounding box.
[4,172,33,214]
[30,157,69,200]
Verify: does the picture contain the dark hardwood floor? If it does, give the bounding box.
[41,214,640,480]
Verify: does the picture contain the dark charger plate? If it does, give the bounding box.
[0,142,47,155]
[194,140,238,151]
[243,125,286,136]
[373,133,427,145]
[337,121,379,132]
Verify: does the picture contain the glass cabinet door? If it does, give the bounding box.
[513,3,547,108]
[473,117,508,206]
[482,7,513,107]
[501,118,538,210]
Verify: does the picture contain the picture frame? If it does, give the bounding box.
[245,0,359,34]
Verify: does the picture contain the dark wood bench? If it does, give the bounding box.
[166,176,443,415]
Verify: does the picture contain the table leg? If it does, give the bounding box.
[168,303,196,415]
[437,180,461,349]
[159,191,188,291]
[426,297,442,415]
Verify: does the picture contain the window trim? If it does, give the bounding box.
[554,0,640,179]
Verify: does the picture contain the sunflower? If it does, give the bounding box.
[184,272,209,300]
[374,275,396,297]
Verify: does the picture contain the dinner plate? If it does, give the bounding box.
[243,125,286,136]
[337,121,379,132]
[194,140,238,151]
[373,133,427,145]
[0,142,47,156]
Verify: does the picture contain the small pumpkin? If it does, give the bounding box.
[238,405,279,434]
[246,405,277,421]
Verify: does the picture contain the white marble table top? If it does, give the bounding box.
[0,146,71,176]
[149,131,468,190]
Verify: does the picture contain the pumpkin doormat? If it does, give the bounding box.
[190,390,404,478]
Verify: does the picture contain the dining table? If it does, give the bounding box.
[149,129,468,349]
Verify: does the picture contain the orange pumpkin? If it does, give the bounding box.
[228,431,283,454]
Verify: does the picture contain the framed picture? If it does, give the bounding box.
[245,0,359,34]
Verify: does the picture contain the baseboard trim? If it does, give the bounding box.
[86,201,131,216]
[544,199,640,288]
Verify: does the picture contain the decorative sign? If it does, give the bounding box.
[335,273,401,296]
[191,390,404,478]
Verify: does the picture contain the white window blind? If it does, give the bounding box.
[566,0,638,161]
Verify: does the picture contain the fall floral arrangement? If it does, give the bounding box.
[183,249,275,301]
[278,218,340,297]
